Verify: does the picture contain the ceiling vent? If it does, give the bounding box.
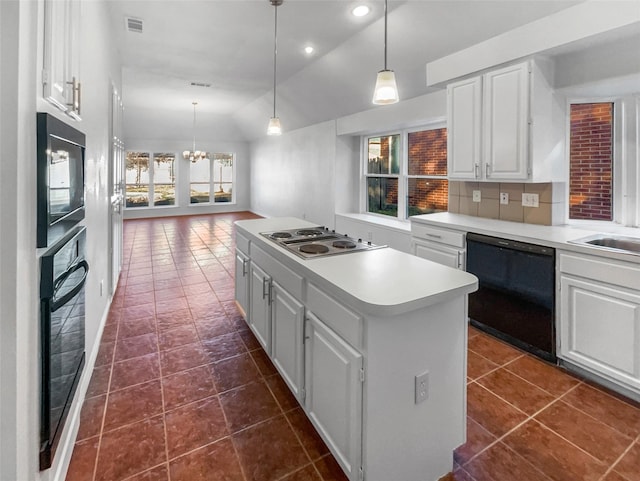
[190,82,212,88]
[125,17,143,33]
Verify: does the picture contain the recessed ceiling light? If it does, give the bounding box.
[304,46,314,55]
[352,5,370,17]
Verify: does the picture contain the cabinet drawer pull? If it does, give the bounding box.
[426,233,442,239]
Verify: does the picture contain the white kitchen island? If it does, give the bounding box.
[234,217,478,481]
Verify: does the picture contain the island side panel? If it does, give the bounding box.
[362,296,468,481]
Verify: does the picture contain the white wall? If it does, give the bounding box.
[122,138,251,219]
[0,1,121,480]
[0,2,38,480]
[250,120,344,228]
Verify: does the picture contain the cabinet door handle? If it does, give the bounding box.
[474,163,479,178]
[66,77,81,116]
[485,163,490,178]
[242,258,248,277]
[457,251,462,269]
[262,277,269,300]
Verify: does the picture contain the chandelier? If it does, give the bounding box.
[183,102,209,162]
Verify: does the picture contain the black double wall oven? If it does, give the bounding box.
[37,113,88,470]
[466,233,556,362]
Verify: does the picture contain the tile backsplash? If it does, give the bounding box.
[448,181,565,225]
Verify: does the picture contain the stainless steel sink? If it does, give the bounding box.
[569,234,640,255]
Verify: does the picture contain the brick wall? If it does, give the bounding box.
[408,128,448,213]
[569,103,613,220]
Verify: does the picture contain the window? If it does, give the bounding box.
[125,152,150,208]
[364,126,447,220]
[407,128,448,217]
[153,153,176,206]
[190,153,234,204]
[125,152,175,208]
[366,134,400,217]
[569,103,613,221]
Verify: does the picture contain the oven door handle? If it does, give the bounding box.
[52,260,89,312]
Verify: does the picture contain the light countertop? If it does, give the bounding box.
[235,217,478,316]
[410,213,640,262]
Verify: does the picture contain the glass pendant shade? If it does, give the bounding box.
[372,0,399,105]
[372,69,399,105]
[267,117,282,136]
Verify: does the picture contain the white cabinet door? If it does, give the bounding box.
[42,0,81,118]
[249,262,271,354]
[482,62,530,180]
[447,76,482,180]
[305,312,362,481]
[412,239,463,269]
[234,250,250,321]
[271,281,305,401]
[560,275,640,391]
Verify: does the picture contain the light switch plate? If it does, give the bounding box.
[415,371,429,404]
[522,193,539,208]
[472,190,481,203]
[500,192,509,205]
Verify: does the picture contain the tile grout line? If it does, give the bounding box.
[459,380,583,471]
[596,433,639,481]
[150,237,173,481]
[90,310,121,481]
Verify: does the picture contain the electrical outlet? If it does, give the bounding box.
[472,190,481,203]
[415,371,429,404]
[522,193,539,208]
[500,192,509,205]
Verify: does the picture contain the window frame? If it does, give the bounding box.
[189,152,236,206]
[565,97,623,226]
[361,121,447,222]
[125,151,179,209]
[362,132,403,219]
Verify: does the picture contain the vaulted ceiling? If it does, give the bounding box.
[107,0,585,141]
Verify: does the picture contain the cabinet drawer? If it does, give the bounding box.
[307,283,363,349]
[251,243,304,300]
[236,232,250,256]
[411,223,465,248]
[558,251,640,288]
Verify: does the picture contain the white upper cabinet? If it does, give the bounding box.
[447,77,482,180]
[447,60,563,183]
[482,62,530,180]
[42,0,81,120]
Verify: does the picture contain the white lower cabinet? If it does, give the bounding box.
[305,311,363,481]
[558,251,640,395]
[412,239,464,269]
[249,262,272,354]
[410,223,465,269]
[271,281,305,401]
[234,250,250,318]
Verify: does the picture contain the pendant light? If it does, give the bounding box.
[372,0,399,105]
[267,0,283,135]
[183,102,209,162]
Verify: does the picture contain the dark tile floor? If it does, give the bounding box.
[66,212,640,481]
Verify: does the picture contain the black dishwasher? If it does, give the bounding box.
[466,233,556,362]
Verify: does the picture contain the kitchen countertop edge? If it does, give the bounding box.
[411,213,640,264]
[235,217,478,317]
